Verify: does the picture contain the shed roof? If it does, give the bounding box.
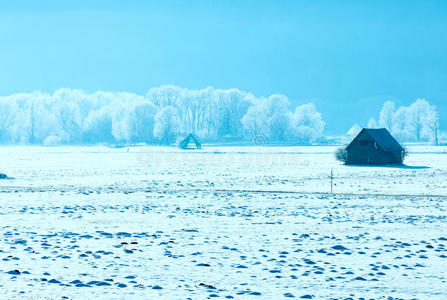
[356,128,403,152]
[178,133,202,149]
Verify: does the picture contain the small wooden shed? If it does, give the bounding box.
[346,128,404,165]
[178,134,202,149]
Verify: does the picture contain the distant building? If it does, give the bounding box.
[178,133,202,149]
[346,128,404,165]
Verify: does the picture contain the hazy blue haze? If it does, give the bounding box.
[1,0,446,134]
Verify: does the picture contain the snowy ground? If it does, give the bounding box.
[0,145,446,299]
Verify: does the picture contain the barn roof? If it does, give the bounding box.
[178,133,202,149]
[360,128,403,152]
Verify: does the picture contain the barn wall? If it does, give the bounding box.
[346,131,402,165]
[347,144,386,164]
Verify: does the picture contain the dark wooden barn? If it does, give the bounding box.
[178,133,202,149]
[346,128,404,165]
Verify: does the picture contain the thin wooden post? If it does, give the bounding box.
[330,169,333,194]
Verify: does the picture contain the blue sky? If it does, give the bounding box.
[1,0,446,134]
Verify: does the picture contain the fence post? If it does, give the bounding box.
[330,169,333,194]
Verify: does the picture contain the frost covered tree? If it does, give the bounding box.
[23,93,55,144]
[153,106,180,144]
[378,101,395,131]
[25,99,39,144]
[408,98,431,142]
[146,85,183,108]
[241,103,268,138]
[391,106,412,142]
[0,86,331,145]
[0,100,18,143]
[372,98,441,143]
[83,108,116,144]
[50,102,82,144]
[290,103,325,143]
[111,121,128,143]
[125,102,158,143]
[263,95,292,141]
[182,88,210,135]
[241,94,293,141]
[423,106,440,145]
[213,89,252,138]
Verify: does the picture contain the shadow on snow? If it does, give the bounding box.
[344,164,430,169]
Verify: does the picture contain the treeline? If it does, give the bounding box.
[358,99,440,145]
[0,86,325,145]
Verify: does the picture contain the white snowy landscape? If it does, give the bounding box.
[0,145,446,299]
[1,1,447,299]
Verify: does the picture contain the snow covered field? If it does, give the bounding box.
[0,145,447,299]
